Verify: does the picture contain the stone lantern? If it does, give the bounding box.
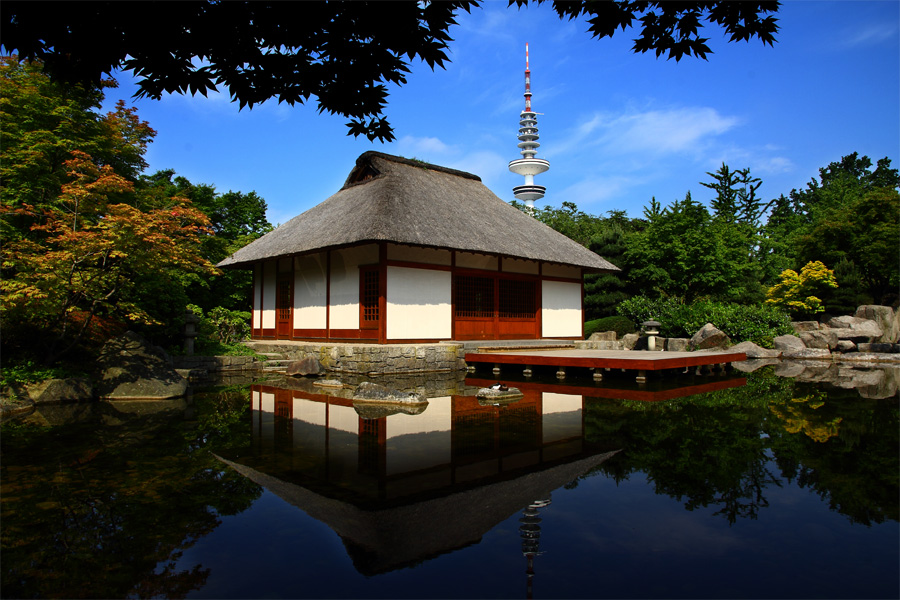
[641,319,661,351]
[184,309,200,355]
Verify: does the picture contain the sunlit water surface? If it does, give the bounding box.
[2,366,897,599]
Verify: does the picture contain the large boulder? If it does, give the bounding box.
[834,340,857,353]
[856,366,900,399]
[666,338,690,352]
[773,334,806,353]
[799,329,839,350]
[96,331,188,399]
[286,354,325,377]
[731,358,780,373]
[622,333,640,350]
[791,321,820,333]
[690,323,730,350]
[785,347,833,359]
[855,305,899,343]
[827,316,883,341]
[27,378,94,404]
[588,331,617,342]
[353,381,427,405]
[729,341,781,359]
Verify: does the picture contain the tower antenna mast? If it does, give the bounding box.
[509,43,549,214]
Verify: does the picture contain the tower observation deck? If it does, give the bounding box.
[509,43,549,212]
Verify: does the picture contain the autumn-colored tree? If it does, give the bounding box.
[0,57,156,238]
[2,152,217,363]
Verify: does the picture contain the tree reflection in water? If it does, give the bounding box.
[0,387,261,599]
[579,370,898,526]
[1,366,897,598]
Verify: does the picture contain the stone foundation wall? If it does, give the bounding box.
[172,355,262,372]
[247,342,468,375]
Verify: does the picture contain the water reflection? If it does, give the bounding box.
[1,365,897,599]
[217,376,629,574]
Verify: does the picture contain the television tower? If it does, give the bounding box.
[509,43,550,213]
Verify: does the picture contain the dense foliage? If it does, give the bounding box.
[765,260,839,318]
[2,1,779,142]
[0,58,269,366]
[616,296,794,347]
[584,316,636,339]
[528,154,899,334]
[581,369,899,526]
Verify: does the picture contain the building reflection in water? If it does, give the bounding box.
[218,374,745,576]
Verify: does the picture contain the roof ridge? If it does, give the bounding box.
[357,151,482,182]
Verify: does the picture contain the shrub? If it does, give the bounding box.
[765,261,838,317]
[584,316,636,339]
[185,305,253,355]
[0,360,83,388]
[616,296,792,348]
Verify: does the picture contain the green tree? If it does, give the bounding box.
[785,154,900,305]
[136,171,273,312]
[2,1,780,141]
[623,191,760,302]
[584,211,638,318]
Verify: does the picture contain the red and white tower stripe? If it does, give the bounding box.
[509,43,549,213]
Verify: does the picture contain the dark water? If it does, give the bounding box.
[2,365,898,599]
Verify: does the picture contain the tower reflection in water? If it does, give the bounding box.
[218,374,743,576]
[520,496,551,599]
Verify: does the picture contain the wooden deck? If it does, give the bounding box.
[465,348,747,382]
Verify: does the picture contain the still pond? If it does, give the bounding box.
[2,364,898,599]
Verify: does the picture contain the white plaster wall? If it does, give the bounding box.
[329,244,378,329]
[542,392,583,443]
[262,261,276,329]
[543,263,582,279]
[541,280,582,337]
[386,266,451,339]
[385,396,452,436]
[293,253,327,329]
[456,251,498,271]
[328,404,360,435]
[503,257,539,275]
[252,264,261,328]
[542,392,583,414]
[387,244,451,266]
[260,391,275,413]
[385,396,452,475]
[293,397,326,427]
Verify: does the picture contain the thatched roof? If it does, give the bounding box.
[218,449,619,575]
[218,151,618,271]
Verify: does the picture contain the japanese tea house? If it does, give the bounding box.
[217,151,618,343]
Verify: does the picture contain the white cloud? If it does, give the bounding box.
[842,22,898,47]
[395,135,453,158]
[447,150,508,190]
[555,175,637,206]
[707,145,796,176]
[555,106,740,159]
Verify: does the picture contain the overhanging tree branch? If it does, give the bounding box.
[2,1,779,142]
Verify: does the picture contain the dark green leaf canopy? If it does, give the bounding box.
[2,1,779,142]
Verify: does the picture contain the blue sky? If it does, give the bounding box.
[100,1,899,226]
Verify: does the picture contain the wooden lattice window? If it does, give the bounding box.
[499,279,536,319]
[454,275,494,318]
[360,267,380,329]
[277,278,292,321]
